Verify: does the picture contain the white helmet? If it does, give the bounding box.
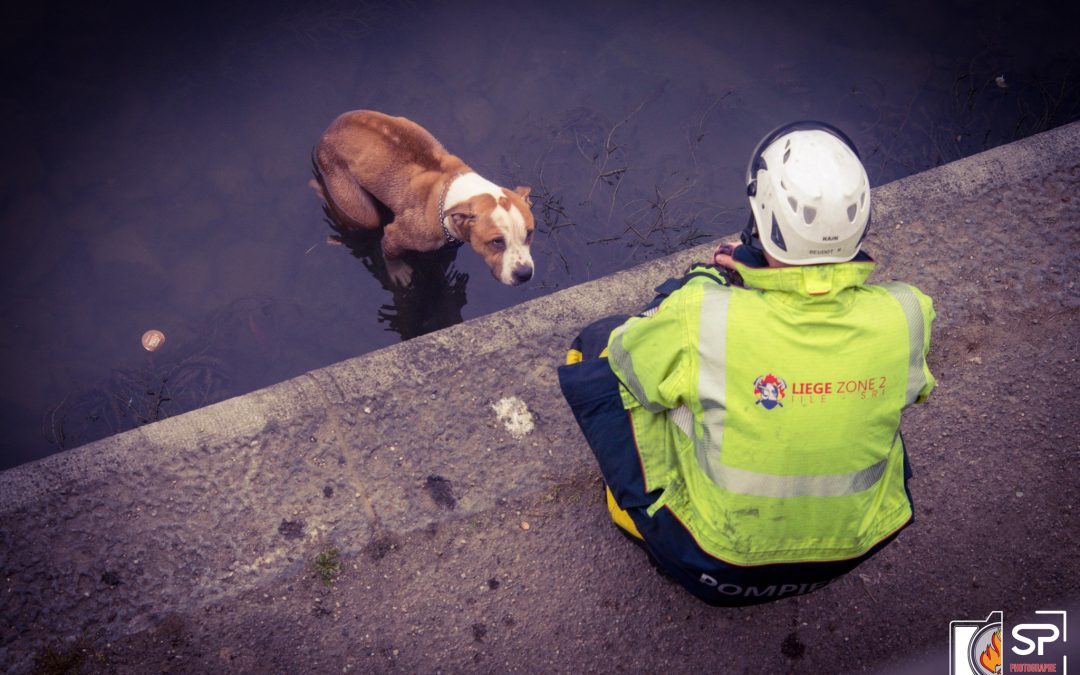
[745,121,871,265]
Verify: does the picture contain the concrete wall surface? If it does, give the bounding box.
[1,122,1078,673]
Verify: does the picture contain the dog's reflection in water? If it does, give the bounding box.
[330,226,469,342]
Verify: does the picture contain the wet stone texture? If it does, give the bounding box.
[1,123,1079,673]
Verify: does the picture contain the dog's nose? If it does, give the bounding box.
[511,265,533,285]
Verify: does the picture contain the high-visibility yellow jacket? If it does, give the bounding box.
[606,259,935,566]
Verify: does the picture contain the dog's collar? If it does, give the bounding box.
[438,173,467,248]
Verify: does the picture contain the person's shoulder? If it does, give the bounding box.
[867,280,936,323]
[650,267,738,308]
[871,279,933,299]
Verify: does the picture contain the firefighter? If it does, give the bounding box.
[558,121,935,606]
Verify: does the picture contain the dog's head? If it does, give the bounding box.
[447,186,535,285]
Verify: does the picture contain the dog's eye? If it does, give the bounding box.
[490,237,506,250]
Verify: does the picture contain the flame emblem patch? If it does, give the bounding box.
[754,373,787,410]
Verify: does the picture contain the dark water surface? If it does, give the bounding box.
[1,0,1077,468]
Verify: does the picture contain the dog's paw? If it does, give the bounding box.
[385,258,414,287]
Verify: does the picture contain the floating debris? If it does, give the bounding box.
[141,329,166,352]
[995,75,1008,89]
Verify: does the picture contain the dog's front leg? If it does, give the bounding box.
[381,222,415,287]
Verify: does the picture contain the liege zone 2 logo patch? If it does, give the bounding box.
[753,373,787,410]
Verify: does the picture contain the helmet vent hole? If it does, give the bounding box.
[803,206,816,225]
[847,203,858,222]
[783,147,791,163]
[787,196,799,213]
[859,192,866,207]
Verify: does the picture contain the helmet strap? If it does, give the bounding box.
[741,213,764,252]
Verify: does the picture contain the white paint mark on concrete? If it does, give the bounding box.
[492,397,535,439]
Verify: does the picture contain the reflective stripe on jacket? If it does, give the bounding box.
[606,260,935,566]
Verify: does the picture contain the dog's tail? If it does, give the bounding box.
[309,145,323,183]
[309,145,338,225]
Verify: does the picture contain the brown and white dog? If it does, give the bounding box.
[311,110,535,286]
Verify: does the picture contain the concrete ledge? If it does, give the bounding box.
[2,122,1078,671]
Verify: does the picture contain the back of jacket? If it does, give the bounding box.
[607,260,935,566]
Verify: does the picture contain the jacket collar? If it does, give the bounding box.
[734,258,875,298]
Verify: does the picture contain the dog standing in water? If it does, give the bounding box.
[311,110,536,287]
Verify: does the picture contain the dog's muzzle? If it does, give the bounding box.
[511,264,533,285]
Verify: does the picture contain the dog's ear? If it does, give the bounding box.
[447,203,475,237]
[514,186,532,206]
